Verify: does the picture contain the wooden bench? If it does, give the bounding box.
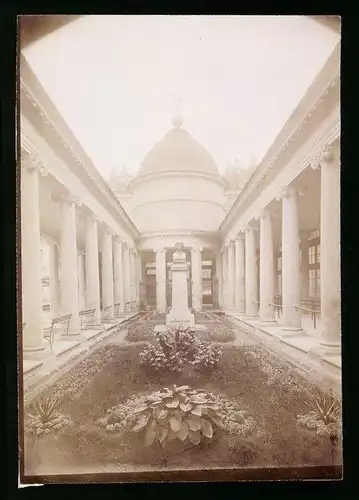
[101,305,118,324]
[43,313,72,351]
[114,302,123,318]
[124,301,131,313]
[79,308,97,330]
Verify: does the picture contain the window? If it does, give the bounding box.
[309,269,316,297]
[316,244,320,263]
[202,268,211,279]
[307,236,320,298]
[309,246,316,264]
[316,269,321,296]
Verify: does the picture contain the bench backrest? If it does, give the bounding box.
[52,313,71,325]
[79,308,95,317]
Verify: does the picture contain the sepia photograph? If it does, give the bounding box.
[17,14,342,484]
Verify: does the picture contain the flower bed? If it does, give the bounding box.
[23,337,342,474]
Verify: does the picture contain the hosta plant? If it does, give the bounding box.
[131,385,222,447]
[100,388,256,449]
[24,394,72,437]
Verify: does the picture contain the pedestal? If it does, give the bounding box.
[166,243,194,328]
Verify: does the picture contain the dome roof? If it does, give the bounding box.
[137,119,219,177]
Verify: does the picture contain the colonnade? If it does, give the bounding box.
[219,142,341,352]
[21,154,141,353]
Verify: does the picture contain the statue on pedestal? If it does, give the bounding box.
[166,242,195,328]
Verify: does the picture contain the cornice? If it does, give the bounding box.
[219,44,340,234]
[129,169,228,190]
[133,198,227,212]
[138,230,220,241]
[19,58,139,238]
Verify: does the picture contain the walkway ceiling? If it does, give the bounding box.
[309,15,341,34]
[19,15,82,48]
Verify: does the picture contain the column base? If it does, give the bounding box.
[317,341,341,357]
[280,326,302,331]
[259,319,277,326]
[23,343,47,361]
[61,331,82,339]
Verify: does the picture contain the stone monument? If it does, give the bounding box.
[166,242,195,328]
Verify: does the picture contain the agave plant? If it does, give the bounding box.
[25,394,72,437]
[131,385,222,448]
[304,393,341,425]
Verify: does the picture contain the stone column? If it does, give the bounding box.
[244,225,258,316]
[155,248,167,313]
[47,237,61,318]
[217,250,223,309]
[222,245,228,308]
[300,231,310,299]
[191,247,203,312]
[58,194,81,334]
[123,243,131,307]
[21,156,45,352]
[130,248,137,308]
[227,240,235,309]
[85,213,101,324]
[101,228,114,315]
[277,185,305,330]
[257,209,275,322]
[114,237,125,313]
[136,252,143,308]
[77,252,86,311]
[234,232,245,313]
[312,145,341,352]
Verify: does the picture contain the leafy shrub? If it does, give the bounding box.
[139,326,222,374]
[24,394,72,437]
[201,324,236,343]
[297,393,341,437]
[125,317,154,342]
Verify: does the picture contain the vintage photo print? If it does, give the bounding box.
[18,14,342,484]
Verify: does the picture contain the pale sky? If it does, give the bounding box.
[23,15,339,179]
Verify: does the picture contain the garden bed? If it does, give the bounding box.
[125,313,236,343]
[23,337,342,475]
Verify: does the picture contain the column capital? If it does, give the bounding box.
[255,207,272,221]
[87,212,102,224]
[114,234,123,244]
[52,192,82,207]
[311,142,339,170]
[276,185,307,200]
[21,150,48,177]
[191,246,203,253]
[155,247,166,254]
[40,233,57,246]
[244,222,257,232]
